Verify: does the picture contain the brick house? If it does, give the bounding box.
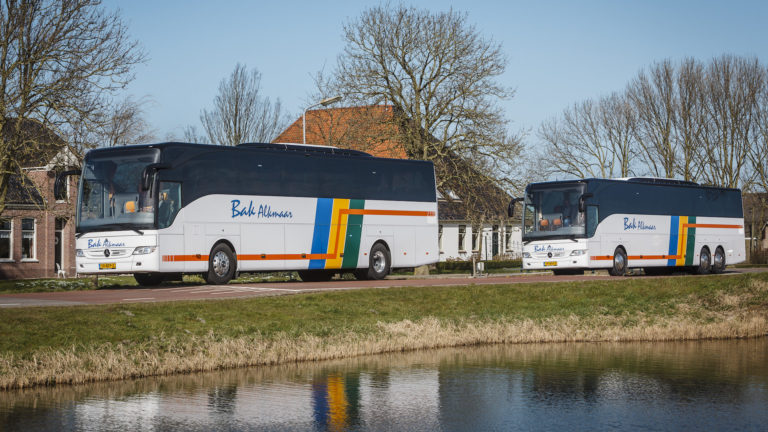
[274,105,521,261]
[0,148,79,279]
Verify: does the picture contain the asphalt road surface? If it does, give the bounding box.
[1,267,766,308]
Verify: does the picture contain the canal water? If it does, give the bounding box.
[1,338,766,431]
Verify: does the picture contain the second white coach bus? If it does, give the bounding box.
[57,142,438,285]
[511,178,745,276]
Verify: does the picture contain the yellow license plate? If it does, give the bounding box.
[544,261,558,267]
[99,263,116,270]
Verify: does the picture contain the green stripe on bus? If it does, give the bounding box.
[685,215,697,266]
[341,199,365,268]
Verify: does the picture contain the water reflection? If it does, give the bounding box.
[1,338,767,431]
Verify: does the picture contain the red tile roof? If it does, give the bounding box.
[273,105,408,159]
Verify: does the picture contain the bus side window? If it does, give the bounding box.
[586,205,598,238]
[158,182,182,229]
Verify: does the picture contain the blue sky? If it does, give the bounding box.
[105,0,768,141]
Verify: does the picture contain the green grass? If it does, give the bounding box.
[1,272,767,358]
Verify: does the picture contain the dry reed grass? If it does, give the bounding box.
[2,308,766,390]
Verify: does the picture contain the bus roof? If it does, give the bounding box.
[527,177,741,192]
[85,142,375,159]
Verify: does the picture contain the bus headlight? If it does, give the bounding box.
[523,252,531,258]
[132,246,157,255]
[76,249,85,257]
[570,249,588,256]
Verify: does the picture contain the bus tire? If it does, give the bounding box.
[697,246,712,275]
[712,246,726,274]
[297,270,335,282]
[205,243,236,285]
[608,247,627,276]
[366,243,391,280]
[134,272,166,286]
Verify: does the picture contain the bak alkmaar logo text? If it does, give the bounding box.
[87,238,126,248]
[623,217,656,231]
[231,199,293,219]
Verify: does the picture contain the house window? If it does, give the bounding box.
[472,225,480,251]
[458,225,466,251]
[21,218,36,260]
[438,225,444,253]
[0,219,11,260]
[505,225,512,251]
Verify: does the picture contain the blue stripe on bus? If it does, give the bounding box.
[667,215,679,266]
[309,198,334,269]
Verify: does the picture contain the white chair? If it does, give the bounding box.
[56,263,66,278]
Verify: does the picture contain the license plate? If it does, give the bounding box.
[544,261,558,267]
[99,262,116,270]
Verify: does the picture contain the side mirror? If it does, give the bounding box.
[140,163,170,191]
[54,169,81,200]
[579,193,594,213]
[508,197,524,217]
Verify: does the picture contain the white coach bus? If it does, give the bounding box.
[510,178,745,276]
[56,143,438,285]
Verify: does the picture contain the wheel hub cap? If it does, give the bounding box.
[213,251,230,277]
[373,251,386,273]
[614,254,625,271]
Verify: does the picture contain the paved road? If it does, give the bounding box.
[0,267,765,308]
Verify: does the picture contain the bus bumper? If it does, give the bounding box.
[522,240,591,270]
[76,252,160,274]
[523,254,590,270]
[75,233,160,274]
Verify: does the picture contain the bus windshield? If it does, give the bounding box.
[77,149,160,232]
[523,183,586,240]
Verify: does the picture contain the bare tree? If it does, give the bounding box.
[329,5,522,193]
[538,94,636,179]
[600,92,637,177]
[101,97,155,147]
[699,55,764,188]
[673,58,706,181]
[540,55,766,190]
[200,63,289,146]
[627,60,677,178]
[0,0,145,214]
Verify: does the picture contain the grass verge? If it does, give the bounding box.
[1,272,767,390]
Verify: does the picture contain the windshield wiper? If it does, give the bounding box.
[114,223,144,235]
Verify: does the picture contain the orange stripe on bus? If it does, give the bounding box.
[683,223,742,229]
[162,255,208,262]
[162,207,435,264]
[591,254,682,261]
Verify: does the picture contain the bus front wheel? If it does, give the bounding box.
[205,243,237,285]
[365,243,391,280]
[608,247,627,276]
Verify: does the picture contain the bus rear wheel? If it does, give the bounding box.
[696,247,712,275]
[608,247,627,276]
[134,273,166,286]
[712,247,726,274]
[297,270,335,282]
[205,243,236,285]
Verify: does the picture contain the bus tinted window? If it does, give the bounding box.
[172,148,436,204]
[590,180,743,221]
